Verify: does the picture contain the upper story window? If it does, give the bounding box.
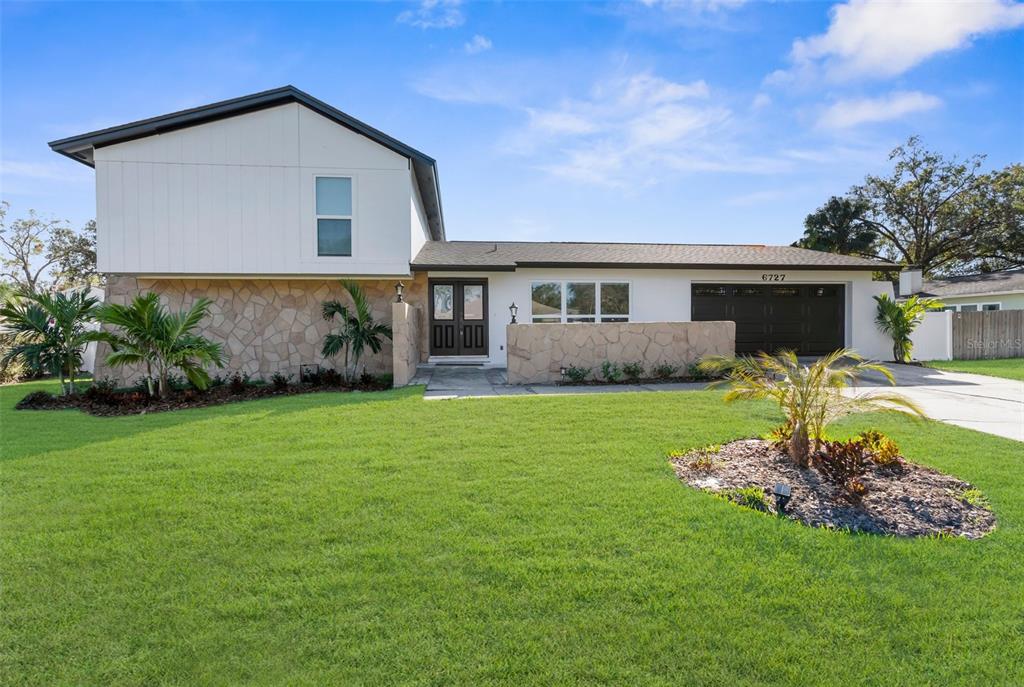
[316,176,352,256]
[531,281,630,323]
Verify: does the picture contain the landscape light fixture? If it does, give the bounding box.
[773,483,792,514]
[395,281,405,303]
[509,302,518,324]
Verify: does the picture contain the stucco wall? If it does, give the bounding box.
[95,273,427,386]
[909,310,952,361]
[427,268,893,364]
[506,321,735,384]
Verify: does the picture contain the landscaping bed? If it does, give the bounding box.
[15,374,391,416]
[671,438,996,538]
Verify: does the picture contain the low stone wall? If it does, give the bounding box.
[506,321,735,384]
[391,301,423,387]
[95,273,428,385]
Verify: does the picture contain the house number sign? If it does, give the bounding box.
[761,273,786,282]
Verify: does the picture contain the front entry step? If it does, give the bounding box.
[427,355,490,366]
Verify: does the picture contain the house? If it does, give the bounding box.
[50,86,897,385]
[899,267,1024,312]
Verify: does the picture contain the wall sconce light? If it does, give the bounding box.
[395,281,405,303]
[773,483,792,514]
[509,302,519,324]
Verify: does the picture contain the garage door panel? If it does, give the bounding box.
[692,283,844,355]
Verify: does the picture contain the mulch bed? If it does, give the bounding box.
[16,380,391,417]
[671,439,996,539]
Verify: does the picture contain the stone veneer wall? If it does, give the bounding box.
[391,301,423,387]
[506,321,735,384]
[96,273,428,385]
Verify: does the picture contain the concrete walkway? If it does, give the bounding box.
[850,364,1023,442]
[416,365,705,400]
[417,363,1023,442]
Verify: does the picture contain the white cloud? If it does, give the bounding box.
[639,0,748,11]
[817,90,942,129]
[464,34,492,54]
[751,93,771,110]
[773,0,1024,83]
[397,0,464,29]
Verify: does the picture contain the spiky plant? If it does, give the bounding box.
[322,280,392,382]
[699,348,925,466]
[94,292,225,397]
[874,293,943,363]
[0,289,99,395]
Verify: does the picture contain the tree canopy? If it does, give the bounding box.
[793,138,1023,277]
[0,202,98,294]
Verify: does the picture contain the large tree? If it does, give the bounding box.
[797,138,1024,277]
[0,202,99,294]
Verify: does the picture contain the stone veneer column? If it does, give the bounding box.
[94,273,429,386]
[391,301,423,387]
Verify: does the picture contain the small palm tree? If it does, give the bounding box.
[874,294,943,363]
[94,292,225,397]
[699,349,924,466]
[322,280,392,382]
[0,289,99,395]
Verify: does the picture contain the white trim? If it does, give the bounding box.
[529,279,632,323]
[942,301,1002,312]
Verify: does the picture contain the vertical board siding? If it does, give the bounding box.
[94,102,414,276]
[952,310,1024,359]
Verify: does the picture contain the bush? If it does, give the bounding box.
[622,361,645,381]
[84,378,118,404]
[321,368,343,386]
[228,372,249,394]
[359,371,375,387]
[724,486,770,512]
[815,438,870,499]
[563,365,590,383]
[651,362,679,379]
[270,372,292,390]
[601,361,622,383]
[857,430,902,467]
[687,363,711,381]
[19,390,55,406]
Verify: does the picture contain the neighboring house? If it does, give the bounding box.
[50,86,897,384]
[899,267,1024,312]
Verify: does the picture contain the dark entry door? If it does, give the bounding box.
[429,280,488,356]
[691,283,844,355]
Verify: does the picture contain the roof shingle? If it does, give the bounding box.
[919,268,1024,298]
[411,241,894,271]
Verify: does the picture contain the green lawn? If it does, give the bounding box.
[2,381,1023,686]
[927,357,1024,381]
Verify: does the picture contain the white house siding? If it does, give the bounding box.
[95,103,416,277]
[938,293,1024,311]
[409,169,430,259]
[427,268,893,365]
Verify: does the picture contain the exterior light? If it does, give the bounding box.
[773,483,792,514]
[395,281,405,303]
[509,301,519,324]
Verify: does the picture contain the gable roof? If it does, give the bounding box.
[917,268,1024,298]
[411,241,895,271]
[48,86,445,240]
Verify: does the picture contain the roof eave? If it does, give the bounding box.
[412,261,893,272]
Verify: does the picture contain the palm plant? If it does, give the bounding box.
[94,292,225,397]
[322,280,392,382]
[699,349,924,466]
[0,289,99,395]
[874,294,943,363]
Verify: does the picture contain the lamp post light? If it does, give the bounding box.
[509,302,519,324]
[773,483,792,515]
[395,281,405,303]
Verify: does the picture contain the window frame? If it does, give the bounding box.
[943,302,1002,312]
[314,174,355,258]
[530,280,631,323]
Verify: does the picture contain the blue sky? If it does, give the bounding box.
[2,0,1022,246]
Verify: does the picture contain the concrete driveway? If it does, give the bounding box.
[851,364,1023,442]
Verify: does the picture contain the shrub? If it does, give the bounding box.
[209,374,226,388]
[686,363,710,381]
[84,378,118,403]
[622,361,645,381]
[228,372,249,394]
[857,430,902,467]
[700,349,924,467]
[815,438,871,499]
[651,362,679,379]
[359,370,376,387]
[959,488,989,508]
[19,390,55,406]
[601,361,622,382]
[563,365,590,383]
[724,486,770,512]
[321,368,343,386]
[270,372,292,390]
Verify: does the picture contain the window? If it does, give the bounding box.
[982,303,1001,311]
[531,281,630,323]
[433,284,453,320]
[960,304,979,312]
[693,285,727,297]
[941,302,1001,312]
[316,176,352,256]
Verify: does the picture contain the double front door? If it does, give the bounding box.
[429,280,488,356]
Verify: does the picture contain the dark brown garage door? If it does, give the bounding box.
[691,283,845,355]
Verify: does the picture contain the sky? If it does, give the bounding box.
[2,0,1023,247]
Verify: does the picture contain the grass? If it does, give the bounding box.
[926,357,1024,381]
[2,380,1023,686]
